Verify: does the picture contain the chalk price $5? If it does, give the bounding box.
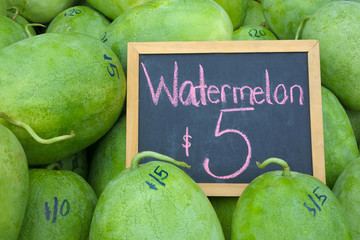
[182,107,253,180]
[138,56,311,184]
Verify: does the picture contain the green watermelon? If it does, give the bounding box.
[46,6,110,39]
[18,169,97,240]
[212,0,248,30]
[6,9,37,36]
[5,0,78,23]
[209,197,238,240]
[345,108,360,147]
[242,0,265,26]
[0,33,126,166]
[103,0,233,72]
[88,113,126,196]
[333,157,360,239]
[262,0,336,39]
[0,123,29,240]
[232,158,352,239]
[233,25,278,40]
[89,151,225,239]
[301,1,360,110]
[0,15,27,49]
[86,0,150,20]
[0,0,6,16]
[322,86,359,188]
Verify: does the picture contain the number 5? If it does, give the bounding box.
[107,63,119,79]
[203,108,252,179]
[154,166,168,180]
[103,54,120,79]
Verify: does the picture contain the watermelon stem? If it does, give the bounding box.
[295,15,311,40]
[6,7,19,20]
[131,151,190,169]
[46,162,62,170]
[25,23,46,37]
[0,112,75,144]
[256,158,291,177]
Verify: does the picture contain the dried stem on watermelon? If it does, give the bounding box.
[0,111,75,144]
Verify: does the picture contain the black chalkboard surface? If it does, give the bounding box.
[126,41,324,196]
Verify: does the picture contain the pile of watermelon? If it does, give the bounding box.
[1,0,360,239]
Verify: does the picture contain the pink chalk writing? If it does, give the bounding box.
[141,62,304,108]
[203,108,253,179]
[140,60,306,180]
[265,69,273,104]
[141,61,178,106]
[274,84,288,104]
[182,126,192,157]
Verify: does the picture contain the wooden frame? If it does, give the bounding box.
[126,40,324,196]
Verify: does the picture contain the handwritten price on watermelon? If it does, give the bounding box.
[44,197,70,223]
[145,165,169,190]
[103,54,120,79]
[303,187,327,217]
[64,8,82,17]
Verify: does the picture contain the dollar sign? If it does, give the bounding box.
[182,127,192,157]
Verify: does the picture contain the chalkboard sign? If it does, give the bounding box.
[126,40,324,196]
